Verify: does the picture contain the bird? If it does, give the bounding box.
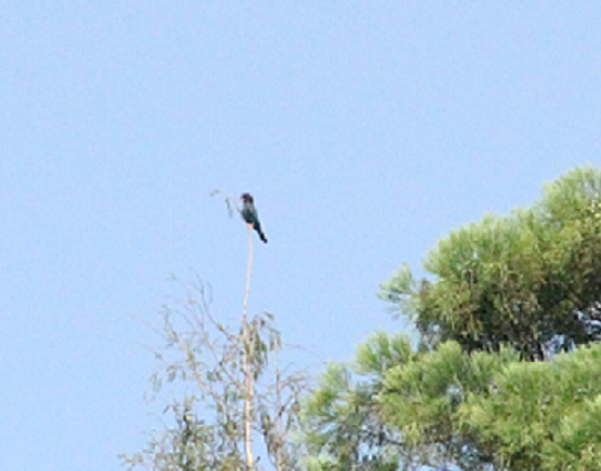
[240,193,268,243]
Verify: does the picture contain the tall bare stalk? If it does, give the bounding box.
[242,225,255,470]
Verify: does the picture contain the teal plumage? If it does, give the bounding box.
[241,193,268,243]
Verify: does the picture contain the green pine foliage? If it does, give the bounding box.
[304,335,601,470]
[459,341,601,470]
[302,166,601,470]
[380,166,601,359]
[301,335,415,471]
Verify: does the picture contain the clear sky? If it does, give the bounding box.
[1,2,600,470]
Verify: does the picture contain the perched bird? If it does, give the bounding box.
[241,193,268,243]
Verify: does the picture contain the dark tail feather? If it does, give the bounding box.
[253,221,268,243]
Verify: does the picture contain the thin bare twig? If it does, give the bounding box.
[242,225,255,470]
[210,188,239,218]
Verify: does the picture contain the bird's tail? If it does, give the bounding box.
[253,221,268,243]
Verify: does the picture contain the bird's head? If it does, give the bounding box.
[241,193,254,203]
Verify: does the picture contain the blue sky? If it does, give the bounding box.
[1,2,600,470]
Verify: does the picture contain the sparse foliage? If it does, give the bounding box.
[123,225,306,470]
